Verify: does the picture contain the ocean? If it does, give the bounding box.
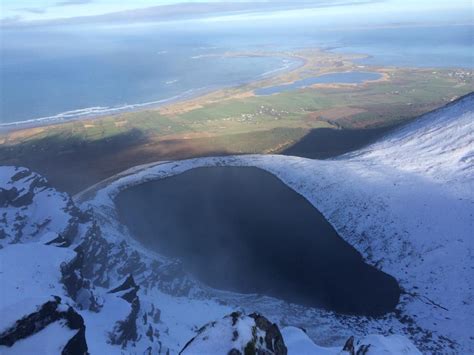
[0,19,472,126]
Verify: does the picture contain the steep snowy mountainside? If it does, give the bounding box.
[281,327,421,355]
[80,93,473,353]
[0,166,87,246]
[0,167,421,354]
[0,244,76,329]
[1,94,471,354]
[180,312,288,354]
[0,229,88,354]
[0,166,168,353]
[180,312,421,355]
[351,93,473,190]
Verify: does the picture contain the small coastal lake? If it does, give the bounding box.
[115,166,400,316]
[255,71,382,95]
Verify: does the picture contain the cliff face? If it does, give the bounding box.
[0,166,168,354]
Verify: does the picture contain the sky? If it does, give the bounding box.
[0,0,472,25]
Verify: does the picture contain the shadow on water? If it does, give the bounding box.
[116,166,400,316]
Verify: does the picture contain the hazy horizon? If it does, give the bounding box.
[1,0,472,27]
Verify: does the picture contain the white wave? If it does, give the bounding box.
[0,87,210,129]
[165,79,179,85]
[257,57,304,78]
[258,63,292,78]
[191,54,216,59]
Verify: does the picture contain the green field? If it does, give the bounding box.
[0,55,472,193]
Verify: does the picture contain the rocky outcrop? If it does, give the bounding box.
[45,233,70,247]
[60,246,101,312]
[343,336,371,355]
[77,220,195,297]
[76,222,113,288]
[248,313,287,355]
[180,312,287,355]
[0,168,48,208]
[108,275,141,348]
[340,334,422,355]
[0,296,88,355]
[0,167,88,245]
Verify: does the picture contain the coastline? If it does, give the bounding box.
[0,48,384,133]
[0,52,308,133]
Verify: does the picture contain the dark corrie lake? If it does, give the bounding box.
[116,167,400,316]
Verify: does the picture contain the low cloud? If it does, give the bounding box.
[20,8,47,14]
[56,0,94,6]
[0,15,22,26]
[3,0,384,27]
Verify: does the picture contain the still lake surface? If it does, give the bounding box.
[255,71,382,95]
[116,166,400,316]
[1,21,472,125]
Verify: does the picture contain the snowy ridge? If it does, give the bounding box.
[1,94,472,353]
[350,93,474,190]
[0,166,85,245]
[79,93,473,353]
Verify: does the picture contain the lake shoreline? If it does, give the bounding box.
[115,165,401,316]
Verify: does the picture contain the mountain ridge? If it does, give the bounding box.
[1,94,472,353]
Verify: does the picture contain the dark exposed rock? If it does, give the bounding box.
[61,247,101,312]
[343,336,355,353]
[342,335,372,355]
[0,296,88,355]
[146,325,154,342]
[10,190,34,207]
[108,275,141,348]
[77,222,112,288]
[147,260,195,297]
[0,168,82,245]
[180,312,287,355]
[149,304,161,324]
[117,250,147,277]
[0,187,20,207]
[28,174,49,191]
[45,233,70,248]
[63,198,92,226]
[61,308,89,355]
[11,169,32,182]
[32,218,52,237]
[0,170,50,209]
[249,313,287,355]
[62,219,79,245]
[109,274,140,304]
[109,274,138,295]
[78,221,194,298]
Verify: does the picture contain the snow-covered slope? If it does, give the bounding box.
[353,95,473,187]
[0,167,87,245]
[0,167,419,354]
[181,313,421,355]
[78,93,473,353]
[1,94,472,353]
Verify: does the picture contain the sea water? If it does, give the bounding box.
[1,20,472,126]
